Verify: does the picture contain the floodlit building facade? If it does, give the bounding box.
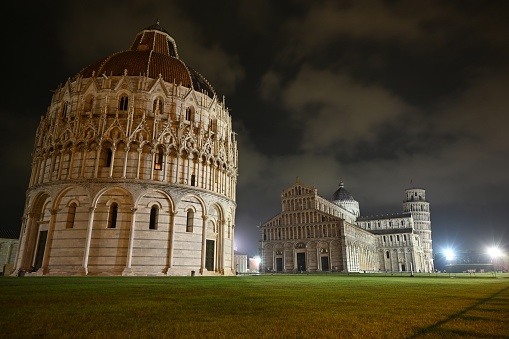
[13,22,238,276]
[259,179,433,273]
[233,250,248,274]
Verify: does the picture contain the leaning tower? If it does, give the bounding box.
[403,188,433,272]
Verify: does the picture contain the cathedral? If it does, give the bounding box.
[13,22,238,276]
[259,179,433,273]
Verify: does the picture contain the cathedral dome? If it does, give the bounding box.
[332,181,360,217]
[77,21,216,98]
[332,181,355,202]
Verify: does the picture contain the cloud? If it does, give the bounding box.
[183,44,245,96]
[280,64,413,151]
[342,69,509,210]
[259,70,283,101]
[437,71,509,154]
[60,1,244,96]
[252,66,509,222]
[238,0,274,33]
[289,1,421,41]
[235,121,270,191]
[236,116,346,217]
[278,1,434,62]
[426,70,509,198]
[275,1,509,70]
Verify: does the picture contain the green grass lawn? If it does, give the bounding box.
[1,273,508,338]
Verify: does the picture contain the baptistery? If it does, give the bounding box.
[13,22,238,276]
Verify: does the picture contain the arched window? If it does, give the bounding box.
[186,209,194,232]
[149,205,158,230]
[185,107,192,121]
[108,203,118,229]
[153,98,164,115]
[106,149,113,167]
[66,202,77,229]
[119,95,129,111]
[386,251,390,259]
[154,149,163,170]
[62,101,69,119]
[84,94,94,112]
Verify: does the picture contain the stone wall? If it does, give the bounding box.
[0,238,18,276]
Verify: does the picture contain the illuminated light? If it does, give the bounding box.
[444,249,455,261]
[487,246,502,258]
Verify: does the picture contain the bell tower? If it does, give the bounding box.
[403,188,433,272]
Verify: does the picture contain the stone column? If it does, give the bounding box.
[150,149,155,180]
[79,147,88,178]
[123,208,137,276]
[41,208,59,274]
[292,248,297,272]
[174,153,180,183]
[122,145,129,179]
[49,150,57,181]
[69,146,78,179]
[108,146,116,178]
[93,145,102,178]
[200,215,208,274]
[216,220,222,273]
[57,149,65,180]
[316,247,320,271]
[162,151,168,182]
[282,247,286,272]
[12,214,30,275]
[166,211,177,274]
[136,148,142,179]
[328,245,332,271]
[81,207,96,275]
[40,154,48,183]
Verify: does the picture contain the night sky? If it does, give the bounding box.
[3,1,508,258]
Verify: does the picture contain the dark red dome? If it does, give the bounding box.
[77,22,216,98]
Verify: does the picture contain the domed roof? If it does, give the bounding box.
[331,181,360,217]
[77,21,216,98]
[332,181,355,202]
